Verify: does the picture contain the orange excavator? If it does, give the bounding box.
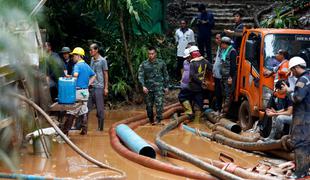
[205,28,310,130]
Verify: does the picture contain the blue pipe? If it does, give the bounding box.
[115,124,156,158]
[0,172,62,180]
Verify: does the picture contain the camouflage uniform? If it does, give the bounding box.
[220,45,237,112]
[138,59,169,123]
[287,71,310,178]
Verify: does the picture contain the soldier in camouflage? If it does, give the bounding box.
[138,47,169,125]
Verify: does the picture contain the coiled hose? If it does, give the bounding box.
[181,124,284,180]
[204,120,259,142]
[110,105,218,180]
[182,123,290,151]
[155,115,244,180]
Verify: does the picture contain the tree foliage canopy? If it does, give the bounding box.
[43,0,176,101]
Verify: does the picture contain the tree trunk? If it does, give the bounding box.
[119,11,139,92]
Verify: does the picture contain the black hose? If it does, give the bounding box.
[183,123,288,151]
[204,121,259,142]
[155,115,244,180]
[205,112,241,134]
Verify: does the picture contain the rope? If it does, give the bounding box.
[210,131,221,141]
[280,135,291,151]
[211,123,221,132]
[195,128,203,137]
[221,163,230,171]
[221,163,238,174]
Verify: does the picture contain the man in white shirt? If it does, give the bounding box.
[175,20,195,79]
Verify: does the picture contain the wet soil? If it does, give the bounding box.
[0,108,273,179]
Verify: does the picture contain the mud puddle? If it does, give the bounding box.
[0,109,275,179]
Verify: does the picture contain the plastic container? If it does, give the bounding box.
[58,77,76,104]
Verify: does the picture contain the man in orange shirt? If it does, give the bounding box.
[264,49,289,83]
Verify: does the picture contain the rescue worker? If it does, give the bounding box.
[220,37,237,114]
[282,56,310,179]
[175,20,195,79]
[195,4,214,60]
[138,47,169,125]
[264,80,292,141]
[188,45,213,112]
[224,11,244,52]
[212,33,224,114]
[88,43,109,131]
[264,49,289,84]
[59,47,75,76]
[42,42,64,102]
[62,47,96,135]
[178,48,193,118]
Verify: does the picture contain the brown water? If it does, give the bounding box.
[0,109,270,179]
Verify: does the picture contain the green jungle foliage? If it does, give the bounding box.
[0,0,41,171]
[261,0,309,28]
[43,0,176,100]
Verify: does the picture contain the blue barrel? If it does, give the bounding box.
[116,124,156,158]
[58,77,76,104]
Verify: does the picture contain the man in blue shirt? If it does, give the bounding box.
[62,47,96,136]
[42,42,64,102]
[283,57,310,179]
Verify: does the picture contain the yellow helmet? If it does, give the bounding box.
[70,47,85,56]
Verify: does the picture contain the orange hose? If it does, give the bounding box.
[109,106,217,180]
[110,127,216,180]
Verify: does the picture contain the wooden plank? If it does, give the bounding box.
[49,102,82,112]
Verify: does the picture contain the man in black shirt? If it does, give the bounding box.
[265,80,293,140]
[224,11,244,53]
[60,47,75,76]
[195,4,215,60]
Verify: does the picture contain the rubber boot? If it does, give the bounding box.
[62,114,75,136]
[98,118,104,131]
[80,114,88,135]
[148,114,155,125]
[182,100,193,116]
[73,116,82,130]
[264,128,276,141]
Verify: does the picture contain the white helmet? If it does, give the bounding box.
[183,48,190,58]
[189,45,199,53]
[288,56,307,69]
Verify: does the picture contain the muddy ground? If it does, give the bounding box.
[0,105,280,179]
